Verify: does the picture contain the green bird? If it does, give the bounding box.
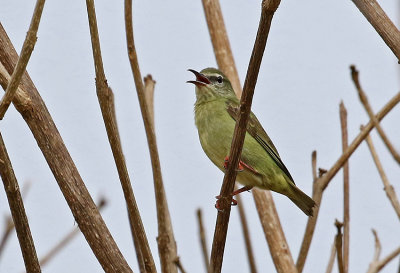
[188,67,316,216]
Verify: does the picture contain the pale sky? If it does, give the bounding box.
[1,1,399,272]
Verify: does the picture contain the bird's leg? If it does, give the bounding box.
[223,156,257,173]
[215,185,253,210]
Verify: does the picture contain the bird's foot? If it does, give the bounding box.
[214,186,253,211]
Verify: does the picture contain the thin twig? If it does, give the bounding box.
[0,132,41,272]
[335,220,344,273]
[0,0,45,119]
[350,0,400,62]
[38,198,107,269]
[85,1,155,271]
[365,133,400,220]
[124,2,178,272]
[0,23,132,273]
[253,189,296,273]
[325,242,337,273]
[196,209,210,273]
[350,65,400,164]
[209,1,283,272]
[311,151,317,182]
[144,75,156,127]
[173,257,187,273]
[367,229,400,273]
[0,181,31,259]
[296,92,400,272]
[235,191,258,273]
[340,102,350,273]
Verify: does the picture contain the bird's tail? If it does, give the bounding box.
[288,185,316,216]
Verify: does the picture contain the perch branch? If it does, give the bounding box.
[85,1,155,271]
[125,1,178,272]
[144,75,156,127]
[0,0,45,119]
[350,0,400,62]
[340,102,350,273]
[208,1,286,272]
[350,65,400,164]
[0,132,40,273]
[296,91,400,272]
[196,209,210,273]
[0,23,132,273]
[365,133,400,220]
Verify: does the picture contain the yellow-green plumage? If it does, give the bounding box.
[189,67,316,216]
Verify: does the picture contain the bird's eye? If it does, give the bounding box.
[217,76,223,84]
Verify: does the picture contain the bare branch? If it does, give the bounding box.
[0,132,40,272]
[208,1,284,272]
[0,23,132,273]
[350,65,400,164]
[253,189,297,273]
[196,209,210,273]
[144,75,156,127]
[366,229,400,273]
[297,92,400,272]
[365,133,400,220]
[311,151,317,182]
[124,1,178,272]
[325,242,336,273]
[350,0,400,62]
[85,1,155,271]
[236,191,258,273]
[201,0,242,97]
[334,220,344,273]
[0,0,45,119]
[339,102,350,273]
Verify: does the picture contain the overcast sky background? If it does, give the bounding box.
[1,1,400,272]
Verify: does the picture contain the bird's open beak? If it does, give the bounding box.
[187,69,211,86]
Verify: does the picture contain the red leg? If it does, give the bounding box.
[223,156,258,174]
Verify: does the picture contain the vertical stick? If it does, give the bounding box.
[196,209,211,273]
[340,102,350,273]
[124,1,178,272]
[0,132,41,273]
[335,220,344,273]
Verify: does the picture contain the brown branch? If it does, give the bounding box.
[0,23,132,273]
[209,1,283,272]
[365,133,400,220]
[85,1,155,272]
[311,151,317,181]
[350,0,400,62]
[340,102,350,273]
[196,209,210,273]
[0,181,31,258]
[253,189,296,273]
[173,257,187,273]
[38,198,107,268]
[335,220,344,273]
[201,0,241,97]
[325,242,336,273]
[235,191,257,273]
[0,132,41,273]
[124,1,178,272]
[296,92,400,272]
[0,0,45,119]
[367,229,400,273]
[144,75,156,127]
[350,65,400,164]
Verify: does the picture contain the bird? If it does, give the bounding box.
[187,67,316,216]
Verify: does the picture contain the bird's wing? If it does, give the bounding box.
[225,99,295,183]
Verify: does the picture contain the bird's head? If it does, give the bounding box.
[187,68,236,102]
